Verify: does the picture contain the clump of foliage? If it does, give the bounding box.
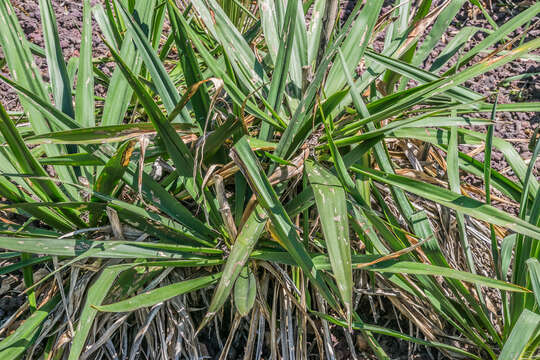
[0,0,539,358]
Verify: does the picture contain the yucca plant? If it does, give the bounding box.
[0,0,539,358]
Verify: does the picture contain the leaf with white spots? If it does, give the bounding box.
[234,266,257,316]
[0,236,221,258]
[306,160,352,325]
[93,273,221,313]
[200,205,267,330]
[69,264,134,360]
[232,137,339,311]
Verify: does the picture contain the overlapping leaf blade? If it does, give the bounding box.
[306,160,352,323]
